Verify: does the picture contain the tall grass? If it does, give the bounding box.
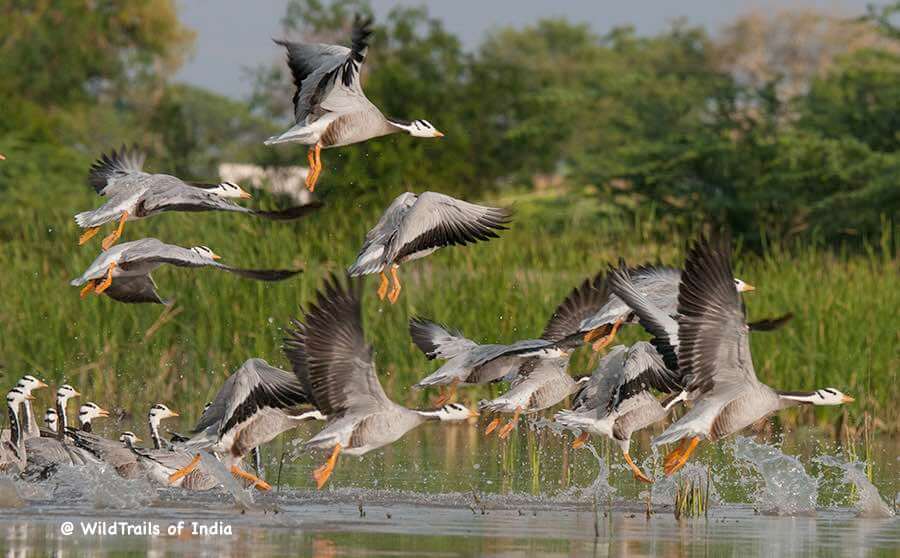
[0,180,896,431]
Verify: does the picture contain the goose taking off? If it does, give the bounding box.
[75,146,321,250]
[167,358,325,491]
[619,236,853,476]
[265,15,443,192]
[411,272,608,408]
[575,264,757,353]
[283,274,478,489]
[349,192,511,303]
[70,238,301,304]
[555,342,686,483]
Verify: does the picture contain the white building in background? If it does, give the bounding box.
[218,163,312,204]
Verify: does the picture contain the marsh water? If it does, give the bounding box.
[0,423,897,557]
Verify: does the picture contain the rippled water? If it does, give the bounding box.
[0,424,896,556]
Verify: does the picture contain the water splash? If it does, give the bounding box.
[575,443,615,500]
[815,455,893,518]
[732,436,817,516]
[20,464,158,510]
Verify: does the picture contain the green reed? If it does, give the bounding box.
[0,182,896,432]
[674,468,711,520]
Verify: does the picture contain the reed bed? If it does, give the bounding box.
[0,180,896,432]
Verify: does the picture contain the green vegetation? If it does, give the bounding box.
[0,1,897,433]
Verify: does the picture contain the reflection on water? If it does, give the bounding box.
[0,424,896,557]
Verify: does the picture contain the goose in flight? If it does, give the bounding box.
[555,342,686,483]
[349,191,511,303]
[265,15,444,192]
[71,238,301,304]
[613,236,853,476]
[167,358,325,491]
[283,274,478,489]
[410,272,607,407]
[75,146,321,250]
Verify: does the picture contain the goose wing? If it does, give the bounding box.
[103,276,167,304]
[608,342,682,413]
[194,358,311,439]
[677,236,758,399]
[408,317,477,360]
[348,192,417,276]
[277,14,375,124]
[140,182,323,220]
[88,145,147,196]
[389,192,511,263]
[283,274,393,418]
[541,272,609,346]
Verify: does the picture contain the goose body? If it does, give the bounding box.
[74,146,320,250]
[71,431,144,479]
[70,238,300,304]
[283,274,477,488]
[265,15,443,191]
[1,388,30,473]
[348,191,511,302]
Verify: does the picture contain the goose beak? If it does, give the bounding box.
[0,154,5,160]
[134,435,143,442]
[239,189,253,199]
[35,379,48,389]
[210,252,222,261]
[434,131,445,138]
[97,407,110,418]
[468,409,480,418]
[169,410,180,418]
[72,389,82,397]
[741,283,756,292]
[841,394,855,403]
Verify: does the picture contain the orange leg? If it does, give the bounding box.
[78,227,101,246]
[305,144,322,192]
[572,432,590,449]
[583,327,605,344]
[231,464,272,491]
[168,454,201,485]
[433,379,459,406]
[484,417,501,436]
[623,451,653,483]
[592,316,625,352]
[100,212,128,251]
[313,443,341,489]
[80,280,98,298]
[497,406,523,440]
[663,438,691,469]
[93,262,116,294]
[664,437,700,476]
[376,271,389,300]
[387,264,402,304]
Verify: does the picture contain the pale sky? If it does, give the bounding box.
[174,0,878,98]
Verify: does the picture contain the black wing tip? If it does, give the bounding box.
[748,312,795,332]
[408,316,445,359]
[88,144,145,192]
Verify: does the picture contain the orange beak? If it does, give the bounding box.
[841,394,855,403]
[239,190,253,199]
[434,131,445,138]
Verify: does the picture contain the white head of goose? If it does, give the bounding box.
[1,387,32,472]
[70,238,302,304]
[265,14,444,192]
[147,403,179,449]
[74,146,319,251]
[119,431,141,447]
[15,375,48,439]
[54,384,81,437]
[348,191,511,303]
[167,358,325,492]
[77,402,110,433]
[283,273,478,489]
[618,235,853,476]
[44,408,58,433]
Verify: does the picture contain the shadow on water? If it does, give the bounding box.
[0,423,897,557]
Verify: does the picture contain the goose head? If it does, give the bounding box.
[434,403,479,421]
[211,181,252,200]
[119,431,142,446]
[148,403,179,426]
[57,384,81,404]
[391,118,444,138]
[78,402,110,426]
[190,245,221,260]
[734,278,755,293]
[17,375,48,395]
[45,408,58,431]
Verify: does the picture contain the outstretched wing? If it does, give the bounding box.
[408,317,477,360]
[88,145,147,196]
[103,276,167,304]
[541,272,609,346]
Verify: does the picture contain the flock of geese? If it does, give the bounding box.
[1,15,853,493]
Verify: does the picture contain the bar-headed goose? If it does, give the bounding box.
[1,387,31,473]
[265,15,444,191]
[70,238,301,304]
[411,272,608,405]
[147,403,180,449]
[44,408,58,433]
[349,192,511,303]
[16,375,48,439]
[555,342,686,483]
[75,146,321,250]
[25,384,96,472]
[622,236,853,475]
[71,430,143,479]
[283,274,478,489]
[167,358,325,491]
[77,402,110,433]
[478,354,589,439]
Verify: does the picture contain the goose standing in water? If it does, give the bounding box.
[147,403,180,449]
[75,146,321,250]
[71,238,301,304]
[283,274,478,489]
[25,385,95,472]
[167,358,325,491]
[44,408,58,433]
[265,15,444,192]
[2,376,48,442]
[554,342,686,483]
[77,402,110,433]
[349,191,511,303]
[1,388,31,473]
[411,272,607,409]
[618,236,853,475]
